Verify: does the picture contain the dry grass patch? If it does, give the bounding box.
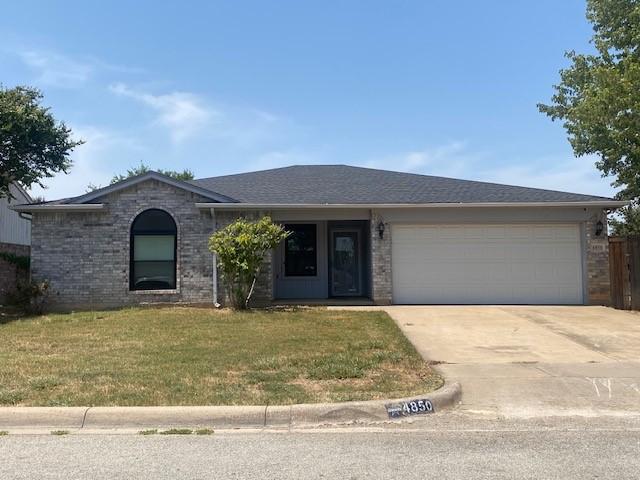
[0,306,442,406]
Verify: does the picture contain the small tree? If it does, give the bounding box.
[208,216,289,309]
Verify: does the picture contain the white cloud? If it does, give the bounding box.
[109,83,216,143]
[478,155,617,198]
[12,48,143,88]
[108,83,292,148]
[367,142,617,198]
[28,125,145,201]
[366,141,490,179]
[245,150,320,172]
[18,50,94,88]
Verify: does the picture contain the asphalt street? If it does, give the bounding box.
[2,415,639,479]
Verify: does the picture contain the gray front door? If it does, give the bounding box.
[330,230,361,296]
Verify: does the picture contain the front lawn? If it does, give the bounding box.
[0,306,442,406]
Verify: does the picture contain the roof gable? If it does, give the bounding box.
[67,171,238,204]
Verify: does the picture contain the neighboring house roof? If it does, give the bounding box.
[191,165,616,205]
[9,183,33,204]
[11,165,625,212]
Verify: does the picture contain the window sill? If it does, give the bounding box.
[131,289,179,295]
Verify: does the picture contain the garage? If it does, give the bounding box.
[391,224,584,305]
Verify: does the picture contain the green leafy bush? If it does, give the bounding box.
[208,216,289,309]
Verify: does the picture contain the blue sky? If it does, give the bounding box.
[2,0,616,200]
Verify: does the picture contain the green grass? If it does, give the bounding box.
[0,306,442,406]
[139,428,213,435]
[159,428,194,435]
[50,430,69,436]
[0,431,8,436]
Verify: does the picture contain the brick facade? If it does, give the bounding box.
[30,186,612,309]
[585,211,611,306]
[370,210,392,304]
[31,180,215,309]
[368,209,612,306]
[0,242,30,302]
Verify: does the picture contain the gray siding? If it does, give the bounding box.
[0,184,31,246]
[274,221,329,299]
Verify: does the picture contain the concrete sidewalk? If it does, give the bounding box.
[0,383,460,431]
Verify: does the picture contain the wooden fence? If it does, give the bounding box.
[609,236,640,310]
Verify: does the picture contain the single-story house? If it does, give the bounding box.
[13,165,625,309]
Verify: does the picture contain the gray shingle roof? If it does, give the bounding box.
[190,165,613,204]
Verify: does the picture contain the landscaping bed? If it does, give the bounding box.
[0,306,442,406]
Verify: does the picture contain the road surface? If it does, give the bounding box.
[1,415,639,479]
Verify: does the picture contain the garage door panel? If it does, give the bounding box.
[391,224,583,305]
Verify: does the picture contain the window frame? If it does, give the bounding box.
[129,209,178,291]
[283,223,318,277]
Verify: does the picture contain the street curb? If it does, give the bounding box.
[0,383,460,430]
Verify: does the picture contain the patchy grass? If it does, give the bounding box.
[139,429,158,435]
[159,428,194,435]
[0,306,442,406]
[0,431,8,436]
[195,428,214,435]
[50,430,69,436]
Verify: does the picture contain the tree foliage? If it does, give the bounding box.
[87,162,195,192]
[0,86,83,198]
[208,217,289,309]
[609,205,640,236]
[109,162,195,184]
[538,0,640,232]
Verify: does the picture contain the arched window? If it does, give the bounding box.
[130,209,177,290]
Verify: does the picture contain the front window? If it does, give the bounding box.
[130,209,177,290]
[284,224,317,276]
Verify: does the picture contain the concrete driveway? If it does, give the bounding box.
[351,306,640,418]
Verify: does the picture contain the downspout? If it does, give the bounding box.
[210,207,221,308]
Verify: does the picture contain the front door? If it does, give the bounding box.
[330,230,361,296]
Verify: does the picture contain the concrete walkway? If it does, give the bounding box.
[337,306,640,418]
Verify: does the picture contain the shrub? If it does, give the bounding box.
[208,216,289,309]
[7,279,51,314]
[0,252,30,270]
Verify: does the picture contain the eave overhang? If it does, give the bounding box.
[11,204,106,212]
[196,201,628,210]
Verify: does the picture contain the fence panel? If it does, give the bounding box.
[609,237,629,309]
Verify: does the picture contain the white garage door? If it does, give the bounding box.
[391,224,584,305]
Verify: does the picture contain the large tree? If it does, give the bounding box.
[0,86,83,199]
[538,0,640,234]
